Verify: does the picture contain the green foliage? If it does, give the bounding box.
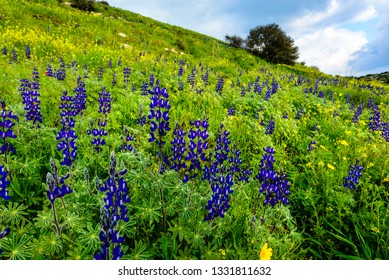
[71,0,96,11]
[225,35,245,49]
[246,23,299,65]
[0,0,388,261]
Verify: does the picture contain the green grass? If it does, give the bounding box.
[0,0,388,260]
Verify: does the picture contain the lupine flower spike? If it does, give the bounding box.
[95,152,130,260]
[344,160,363,190]
[0,99,18,157]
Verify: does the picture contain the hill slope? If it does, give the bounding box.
[0,0,388,261]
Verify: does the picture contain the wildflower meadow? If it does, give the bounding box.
[0,0,388,260]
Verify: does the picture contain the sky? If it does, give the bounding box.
[107,0,389,76]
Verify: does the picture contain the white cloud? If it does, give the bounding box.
[296,27,368,75]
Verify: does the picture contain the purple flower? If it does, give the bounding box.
[215,76,224,94]
[170,123,187,172]
[183,118,209,182]
[56,91,77,167]
[120,126,134,152]
[0,100,18,155]
[227,107,235,116]
[0,165,11,200]
[19,74,42,126]
[25,45,31,59]
[344,160,363,190]
[148,87,171,168]
[265,119,275,135]
[73,78,87,116]
[95,152,130,260]
[123,67,131,86]
[204,124,234,221]
[255,147,290,207]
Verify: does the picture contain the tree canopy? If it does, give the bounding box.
[246,23,299,65]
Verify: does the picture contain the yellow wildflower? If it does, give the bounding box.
[383,177,389,182]
[327,164,335,170]
[219,249,226,256]
[318,161,324,168]
[339,140,349,146]
[260,243,272,260]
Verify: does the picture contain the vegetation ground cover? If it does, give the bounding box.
[0,0,388,260]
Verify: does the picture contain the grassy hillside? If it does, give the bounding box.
[0,0,388,260]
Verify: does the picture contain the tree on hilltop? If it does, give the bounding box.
[246,23,299,65]
[225,35,245,49]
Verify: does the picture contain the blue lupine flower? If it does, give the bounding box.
[308,140,316,151]
[149,73,155,87]
[352,103,364,123]
[264,88,271,101]
[295,110,303,120]
[344,160,363,190]
[95,152,130,260]
[98,66,104,81]
[381,122,389,142]
[282,111,288,119]
[170,123,187,172]
[120,126,134,152]
[187,66,196,88]
[178,81,184,91]
[25,45,31,59]
[123,67,131,86]
[345,93,351,104]
[254,81,262,94]
[228,107,235,116]
[46,159,72,203]
[54,68,66,81]
[87,89,110,152]
[178,65,184,77]
[45,64,54,77]
[0,165,11,200]
[117,57,122,66]
[56,91,77,167]
[202,69,209,87]
[0,101,18,155]
[141,81,148,96]
[183,118,209,182]
[369,107,381,131]
[255,147,290,207]
[10,49,17,63]
[59,57,65,68]
[265,119,275,135]
[73,78,87,116]
[204,124,233,221]
[87,119,108,152]
[148,86,171,172]
[228,144,242,178]
[19,75,42,127]
[271,78,278,94]
[216,76,224,94]
[107,59,112,68]
[1,46,7,56]
[136,104,146,127]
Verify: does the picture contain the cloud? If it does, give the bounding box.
[348,0,389,75]
[295,27,368,75]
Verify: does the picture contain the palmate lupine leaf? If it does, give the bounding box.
[1,202,29,224]
[0,233,33,260]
